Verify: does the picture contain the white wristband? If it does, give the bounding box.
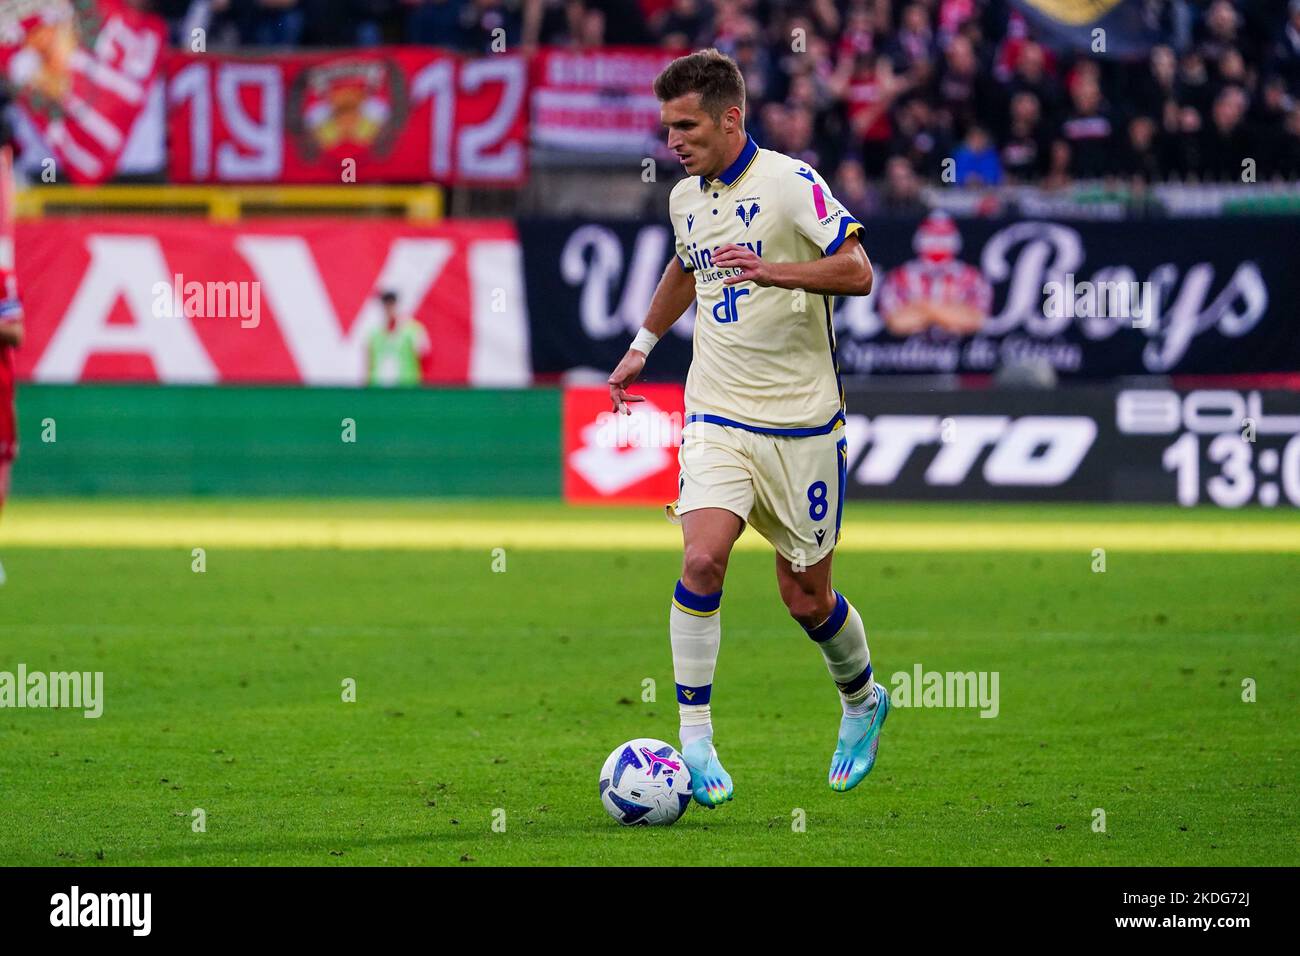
[630,328,659,356]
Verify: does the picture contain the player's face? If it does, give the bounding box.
[661,94,735,179]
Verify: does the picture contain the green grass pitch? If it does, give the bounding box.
[0,499,1297,866]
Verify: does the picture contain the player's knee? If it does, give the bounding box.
[681,549,727,594]
[783,586,835,629]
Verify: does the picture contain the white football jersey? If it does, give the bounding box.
[669,135,864,434]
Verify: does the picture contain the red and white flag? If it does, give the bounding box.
[0,0,165,183]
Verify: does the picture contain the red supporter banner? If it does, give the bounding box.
[166,47,527,185]
[14,217,531,386]
[0,0,166,183]
[530,47,679,154]
[563,384,684,505]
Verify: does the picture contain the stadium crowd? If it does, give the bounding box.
[134,1,1300,192]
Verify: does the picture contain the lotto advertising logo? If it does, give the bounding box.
[563,384,686,504]
[841,409,1098,499]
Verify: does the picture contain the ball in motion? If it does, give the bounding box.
[599,738,692,826]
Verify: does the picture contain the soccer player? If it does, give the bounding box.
[607,49,888,806]
[0,138,24,587]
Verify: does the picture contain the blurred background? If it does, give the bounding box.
[1,0,1298,509]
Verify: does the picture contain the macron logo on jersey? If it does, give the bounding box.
[686,213,695,233]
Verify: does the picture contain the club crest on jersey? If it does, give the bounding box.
[735,202,760,228]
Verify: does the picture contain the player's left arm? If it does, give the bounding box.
[714,233,872,297]
[713,166,872,297]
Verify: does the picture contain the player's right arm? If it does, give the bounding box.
[607,256,696,415]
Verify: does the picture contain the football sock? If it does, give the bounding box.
[670,579,722,748]
[803,591,877,716]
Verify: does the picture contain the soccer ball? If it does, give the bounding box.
[599,738,692,826]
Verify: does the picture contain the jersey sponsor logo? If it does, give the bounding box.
[684,240,762,278]
[735,202,760,228]
[818,207,843,227]
[712,285,750,323]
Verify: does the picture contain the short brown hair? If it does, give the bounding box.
[653,49,746,120]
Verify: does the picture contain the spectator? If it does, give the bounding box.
[1117,115,1164,184]
[935,33,986,135]
[573,2,607,47]
[586,0,653,45]
[1215,47,1252,96]
[891,95,950,178]
[724,17,772,104]
[889,3,934,72]
[838,4,877,63]
[1253,75,1295,174]
[1000,90,1047,182]
[953,124,1002,184]
[1059,73,1115,178]
[1199,85,1252,181]
[782,105,825,169]
[1138,44,1180,119]
[1005,40,1063,125]
[1173,104,1206,178]
[524,0,578,47]
[1178,50,1214,112]
[1042,138,1072,190]
[757,102,789,152]
[881,154,928,213]
[1267,0,1300,93]
[1197,0,1241,65]
[838,51,905,176]
[659,0,709,49]
[833,157,875,221]
[937,0,978,49]
[405,0,464,46]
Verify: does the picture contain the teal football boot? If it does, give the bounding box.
[828,684,891,792]
[682,737,734,808]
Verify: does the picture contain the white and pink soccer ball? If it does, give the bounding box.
[599,738,692,826]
